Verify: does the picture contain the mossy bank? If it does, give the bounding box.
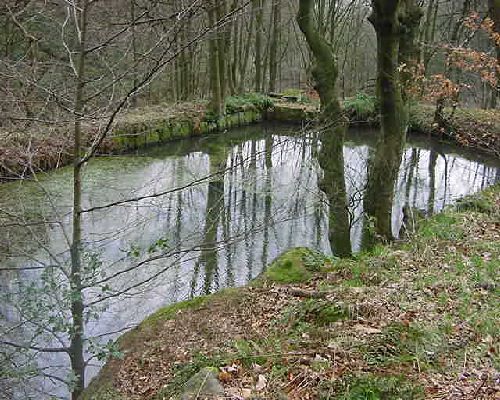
[81,185,500,400]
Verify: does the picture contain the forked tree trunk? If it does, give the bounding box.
[363,0,421,245]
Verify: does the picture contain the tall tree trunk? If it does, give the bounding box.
[216,0,227,100]
[230,8,240,94]
[208,1,223,116]
[268,0,280,92]
[70,1,89,398]
[420,0,438,69]
[130,0,138,107]
[400,0,423,102]
[489,0,500,108]
[297,0,351,257]
[253,0,264,92]
[238,16,254,92]
[434,0,471,125]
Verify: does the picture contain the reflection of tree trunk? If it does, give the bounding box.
[246,140,258,281]
[319,132,351,257]
[201,180,223,294]
[200,154,226,295]
[172,161,184,301]
[404,148,419,204]
[261,135,273,271]
[223,153,236,287]
[427,149,437,215]
[297,0,351,257]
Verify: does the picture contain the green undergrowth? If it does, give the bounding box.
[324,374,424,400]
[363,322,445,367]
[225,92,274,114]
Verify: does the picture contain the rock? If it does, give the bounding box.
[255,374,267,391]
[180,367,225,400]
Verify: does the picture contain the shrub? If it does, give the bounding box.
[344,92,378,122]
[225,92,274,114]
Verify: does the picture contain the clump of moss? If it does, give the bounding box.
[142,296,207,328]
[260,248,326,284]
[79,383,126,400]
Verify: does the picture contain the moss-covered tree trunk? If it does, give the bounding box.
[363,0,421,245]
[297,0,351,257]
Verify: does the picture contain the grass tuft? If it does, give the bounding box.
[323,374,424,400]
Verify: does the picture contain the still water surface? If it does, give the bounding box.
[0,123,498,398]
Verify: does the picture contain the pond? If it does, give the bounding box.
[0,123,498,398]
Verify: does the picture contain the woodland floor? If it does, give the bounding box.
[83,185,500,400]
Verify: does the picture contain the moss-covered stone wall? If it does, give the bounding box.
[110,109,264,151]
